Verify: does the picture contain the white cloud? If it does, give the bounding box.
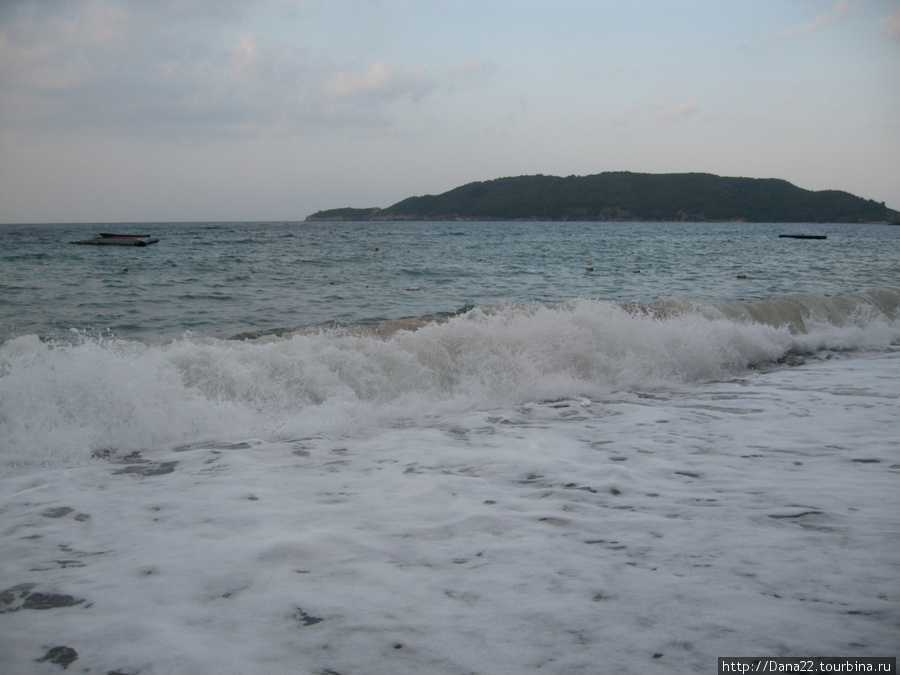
[451,59,487,75]
[0,2,440,140]
[79,1,128,45]
[880,7,900,42]
[783,0,851,37]
[323,61,431,102]
[0,2,126,90]
[0,2,131,129]
[445,58,493,94]
[608,98,698,128]
[230,33,259,76]
[660,99,698,123]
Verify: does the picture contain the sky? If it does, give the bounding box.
[0,0,898,223]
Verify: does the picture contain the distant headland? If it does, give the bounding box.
[306,172,896,224]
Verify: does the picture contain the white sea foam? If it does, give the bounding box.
[2,293,898,473]
[1,348,898,673]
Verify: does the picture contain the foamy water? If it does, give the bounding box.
[2,350,898,674]
[1,221,898,673]
[2,291,898,474]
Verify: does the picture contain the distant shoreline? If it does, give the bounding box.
[307,172,897,224]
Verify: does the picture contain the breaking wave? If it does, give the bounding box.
[2,287,898,473]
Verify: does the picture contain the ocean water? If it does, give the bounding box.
[1,221,898,674]
[3,220,900,342]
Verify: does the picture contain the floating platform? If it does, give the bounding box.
[71,233,159,246]
[778,234,827,240]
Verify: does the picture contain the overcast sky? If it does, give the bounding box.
[1,0,898,223]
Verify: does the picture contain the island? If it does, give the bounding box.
[306,172,895,223]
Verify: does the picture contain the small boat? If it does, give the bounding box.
[778,234,827,240]
[71,233,159,246]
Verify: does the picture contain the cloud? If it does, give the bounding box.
[609,104,640,128]
[660,99,698,123]
[304,60,436,133]
[79,1,128,44]
[0,1,131,130]
[0,1,127,88]
[323,61,431,102]
[0,5,224,135]
[608,61,629,78]
[608,98,698,128]
[446,58,493,92]
[782,0,851,37]
[451,59,488,75]
[881,7,900,42]
[230,33,259,76]
[0,2,439,140]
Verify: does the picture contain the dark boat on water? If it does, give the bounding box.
[71,233,159,246]
[778,234,827,240]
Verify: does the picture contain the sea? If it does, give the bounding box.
[1,220,898,674]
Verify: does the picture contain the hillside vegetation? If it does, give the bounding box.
[306,172,891,223]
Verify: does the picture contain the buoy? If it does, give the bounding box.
[585,266,593,271]
[375,247,379,251]
[737,274,747,279]
[632,269,641,273]
[407,286,421,291]
[121,267,128,272]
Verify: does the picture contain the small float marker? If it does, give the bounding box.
[585,266,593,271]
[737,274,747,279]
[632,269,641,273]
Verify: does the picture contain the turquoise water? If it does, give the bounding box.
[2,220,898,342]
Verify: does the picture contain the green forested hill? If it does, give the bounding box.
[306,172,892,223]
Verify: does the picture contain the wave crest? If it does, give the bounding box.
[2,288,898,472]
